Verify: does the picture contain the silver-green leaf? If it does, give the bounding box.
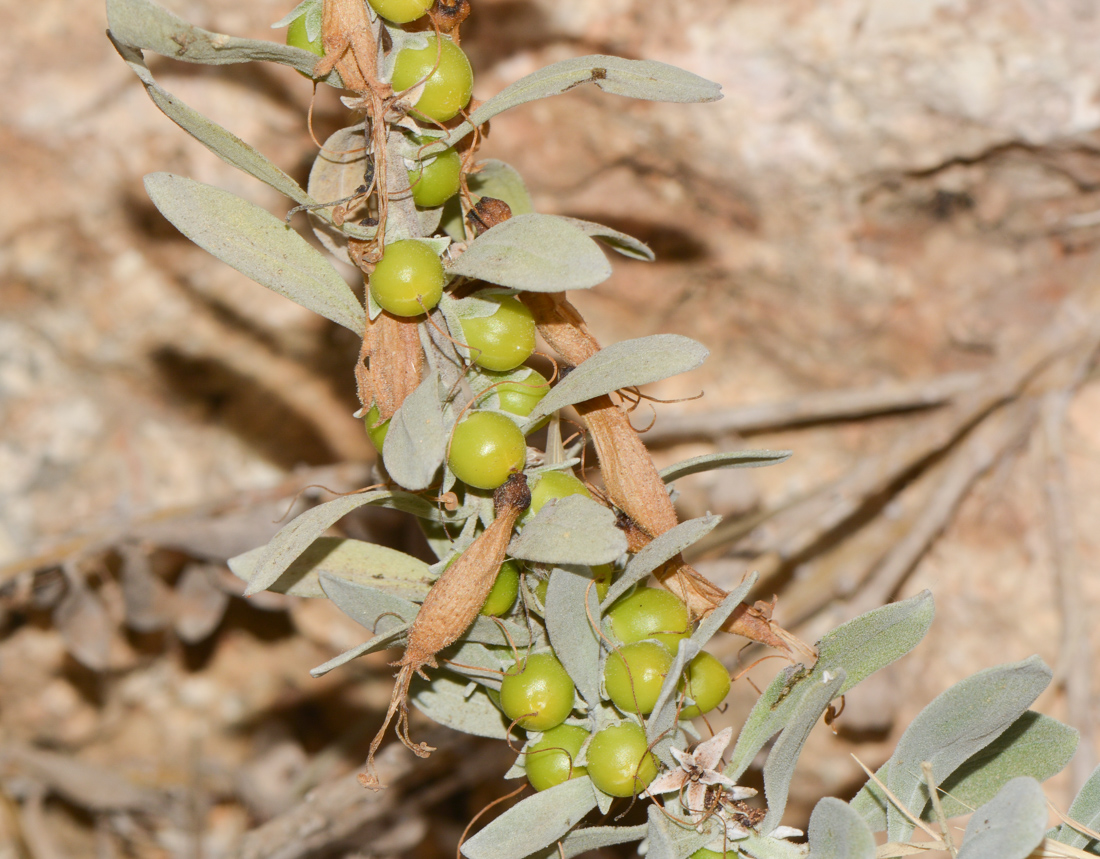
[446,214,611,292]
[560,217,655,262]
[807,797,875,859]
[144,173,364,333]
[382,373,447,491]
[545,566,603,709]
[659,450,793,483]
[527,334,709,423]
[956,777,1048,859]
[440,159,534,241]
[461,776,598,859]
[508,496,627,566]
[1052,763,1100,850]
[409,674,512,740]
[603,515,720,606]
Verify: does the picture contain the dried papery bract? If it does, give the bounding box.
[361,311,426,418]
[360,473,531,789]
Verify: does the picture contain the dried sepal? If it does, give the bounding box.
[363,310,425,419]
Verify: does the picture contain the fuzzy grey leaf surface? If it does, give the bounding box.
[1052,763,1100,850]
[603,515,720,606]
[229,537,433,600]
[446,214,611,292]
[236,491,394,595]
[309,624,410,677]
[529,825,647,859]
[658,450,793,483]
[461,776,598,859]
[851,656,1052,841]
[560,217,655,261]
[645,803,711,859]
[144,174,364,333]
[761,670,845,832]
[382,373,447,491]
[114,40,315,205]
[410,674,512,740]
[690,573,757,649]
[463,615,532,649]
[929,711,1077,821]
[318,572,418,629]
[646,638,700,761]
[508,496,627,566]
[435,55,722,150]
[545,566,602,709]
[528,334,709,423]
[308,126,374,264]
[107,0,341,83]
[737,836,809,858]
[807,797,875,859]
[955,777,1048,859]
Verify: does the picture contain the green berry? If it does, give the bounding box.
[528,471,592,517]
[408,146,462,207]
[369,240,445,317]
[448,411,527,490]
[286,15,323,57]
[480,560,520,616]
[367,0,433,24]
[524,724,589,791]
[585,723,658,797]
[460,295,536,372]
[689,850,730,859]
[363,403,390,452]
[607,586,692,653]
[391,35,474,123]
[483,367,550,418]
[499,653,575,732]
[604,641,673,715]
[678,651,731,719]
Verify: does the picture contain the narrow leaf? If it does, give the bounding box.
[955,778,1047,859]
[930,711,1077,820]
[808,797,876,859]
[1052,763,1100,850]
[528,334,709,423]
[238,491,394,595]
[603,515,720,606]
[659,450,793,483]
[545,566,602,709]
[409,674,512,740]
[531,824,647,859]
[228,537,433,601]
[446,214,611,292]
[645,802,711,859]
[461,777,597,859]
[309,623,410,677]
[436,56,722,151]
[509,496,627,566]
[560,217,654,262]
[761,670,845,832]
[144,173,364,333]
[382,373,447,491]
[107,0,341,84]
[318,572,418,629]
[690,573,757,649]
[646,638,700,758]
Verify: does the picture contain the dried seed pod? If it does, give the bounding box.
[360,473,531,789]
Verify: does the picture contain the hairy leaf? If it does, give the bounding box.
[144,173,364,333]
[410,674,512,740]
[309,623,410,677]
[658,450,793,483]
[603,515,720,606]
[528,334,709,423]
[229,537,433,601]
[955,778,1047,859]
[560,217,654,262]
[807,797,875,859]
[435,55,723,151]
[107,0,341,84]
[318,571,418,628]
[461,776,597,859]
[382,373,447,491]
[1051,763,1100,850]
[446,214,611,292]
[645,803,711,859]
[545,566,602,709]
[646,638,700,762]
[509,496,627,566]
[528,824,647,859]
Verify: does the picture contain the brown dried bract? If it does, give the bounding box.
[361,311,425,420]
[467,197,513,236]
[428,0,472,36]
[360,474,531,789]
[316,0,377,92]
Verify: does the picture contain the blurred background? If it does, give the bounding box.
[2,0,1100,856]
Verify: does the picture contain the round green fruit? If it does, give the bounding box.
[286,15,323,57]
[408,147,462,207]
[460,295,536,372]
[499,653,575,731]
[689,850,731,859]
[369,240,444,317]
[367,0,433,24]
[604,641,673,716]
[528,470,592,517]
[391,36,474,123]
[585,722,659,797]
[363,403,390,452]
[447,411,527,490]
[525,724,589,791]
[678,651,731,718]
[607,586,691,653]
[483,367,550,418]
[480,559,520,616]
